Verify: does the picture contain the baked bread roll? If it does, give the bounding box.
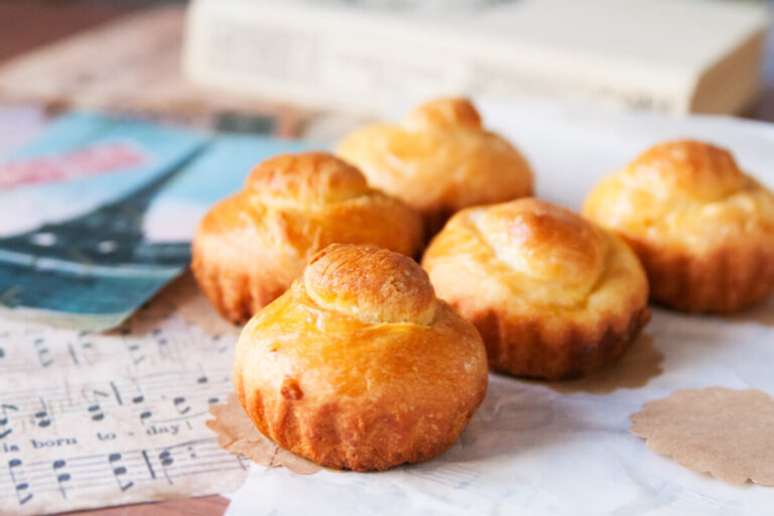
[234,244,488,471]
[336,97,534,234]
[422,198,649,380]
[192,152,423,323]
[583,140,774,313]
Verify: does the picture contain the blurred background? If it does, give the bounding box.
[0,0,772,144]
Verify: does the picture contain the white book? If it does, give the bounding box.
[183,0,769,116]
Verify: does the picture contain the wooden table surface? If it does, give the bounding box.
[65,495,229,516]
[1,2,772,515]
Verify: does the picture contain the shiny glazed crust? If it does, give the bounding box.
[336,97,534,234]
[422,199,650,380]
[583,140,774,313]
[233,244,488,471]
[191,153,424,323]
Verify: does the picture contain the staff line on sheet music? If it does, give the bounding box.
[0,439,246,504]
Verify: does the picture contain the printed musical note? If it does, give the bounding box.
[85,389,110,422]
[173,396,190,415]
[8,458,33,505]
[152,328,167,345]
[33,399,51,428]
[139,410,153,424]
[87,405,104,421]
[127,386,154,425]
[153,329,172,361]
[68,339,98,367]
[125,340,146,366]
[109,381,124,406]
[158,448,175,484]
[108,453,134,492]
[159,449,174,466]
[34,338,53,367]
[0,403,18,439]
[52,459,71,498]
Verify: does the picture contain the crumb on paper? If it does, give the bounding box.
[207,395,321,475]
[630,387,774,486]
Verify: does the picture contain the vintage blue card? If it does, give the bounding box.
[0,113,315,331]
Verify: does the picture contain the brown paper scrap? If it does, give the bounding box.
[549,334,663,394]
[207,395,321,475]
[630,387,774,485]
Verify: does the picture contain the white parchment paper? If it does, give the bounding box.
[227,101,774,516]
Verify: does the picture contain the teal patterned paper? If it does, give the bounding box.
[0,113,316,331]
[142,133,313,243]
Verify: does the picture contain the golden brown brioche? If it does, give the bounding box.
[422,198,650,380]
[583,140,774,313]
[192,153,423,323]
[233,244,488,471]
[336,97,534,234]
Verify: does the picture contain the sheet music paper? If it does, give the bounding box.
[0,276,244,514]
